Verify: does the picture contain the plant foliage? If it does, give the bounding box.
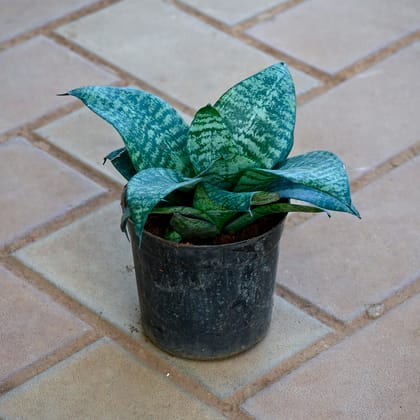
[65,63,360,243]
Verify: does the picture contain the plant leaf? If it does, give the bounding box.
[125,168,201,243]
[225,203,324,232]
[192,184,237,230]
[67,86,193,176]
[188,105,254,185]
[170,214,219,239]
[258,151,360,217]
[215,62,295,169]
[103,147,137,180]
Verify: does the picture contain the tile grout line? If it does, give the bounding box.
[0,255,236,418]
[1,1,420,416]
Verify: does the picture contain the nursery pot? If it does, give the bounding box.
[127,215,287,360]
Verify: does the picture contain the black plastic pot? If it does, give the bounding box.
[128,215,286,360]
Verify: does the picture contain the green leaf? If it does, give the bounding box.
[192,184,237,230]
[188,105,254,185]
[225,203,324,232]
[125,168,201,243]
[203,183,254,212]
[215,62,295,169]
[103,147,137,180]
[67,86,193,176]
[258,151,360,217]
[170,214,219,239]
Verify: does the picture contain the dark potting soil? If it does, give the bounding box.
[144,213,284,246]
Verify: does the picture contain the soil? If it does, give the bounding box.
[144,213,285,245]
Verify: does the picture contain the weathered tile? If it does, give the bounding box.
[291,41,420,179]
[243,294,420,419]
[55,0,318,109]
[0,266,90,382]
[0,338,224,419]
[0,35,118,133]
[179,0,288,25]
[0,137,105,246]
[35,108,127,184]
[246,0,420,73]
[277,156,420,322]
[157,296,331,398]
[14,201,139,334]
[0,0,97,43]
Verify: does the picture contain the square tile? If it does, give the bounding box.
[0,35,118,133]
[0,266,90,382]
[0,338,224,419]
[179,0,288,25]
[243,294,420,419]
[36,108,128,184]
[56,0,318,109]
[246,0,420,73]
[292,41,420,179]
[0,137,106,246]
[0,0,97,43]
[277,156,420,322]
[14,201,139,333]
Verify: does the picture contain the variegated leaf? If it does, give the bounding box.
[259,151,360,216]
[126,168,201,242]
[103,147,137,180]
[67,86,193,176]
[215,62,296,169]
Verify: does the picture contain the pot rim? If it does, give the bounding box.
[128,212,287,250]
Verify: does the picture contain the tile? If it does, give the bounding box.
[35,108,128,184]
[292,41,420,179]
[243,294,420,419]
[0,35,118,133]
[277,156,420,322]
[55,0,318,109]
[14,201,139,334]
[157,296,331,398]
[0,137,105,246]
[179,0,288,25]
[0,266,90,382]
[0,0,97,43]
[0,338,224,419]
[246,0,420,73]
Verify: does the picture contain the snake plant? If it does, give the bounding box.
[63,62,359,243]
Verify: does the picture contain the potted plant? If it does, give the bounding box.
[61,62,359,360]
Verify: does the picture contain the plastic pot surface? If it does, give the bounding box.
[128,216,286,360]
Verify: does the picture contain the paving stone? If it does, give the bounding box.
[55,0,318,109]
[246,0,420,73]
[0,35,118,133]
[0,0,97,43]
[243,294,420,419]
[0,338,224,419]
[291,41,420,179]
[0,266,90,383]
[157,296,331,398]
[35,108,128,184]
[179,0,288,25]
[0,137,106,246]
[14,201,139,334]
[277,156,420,322]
